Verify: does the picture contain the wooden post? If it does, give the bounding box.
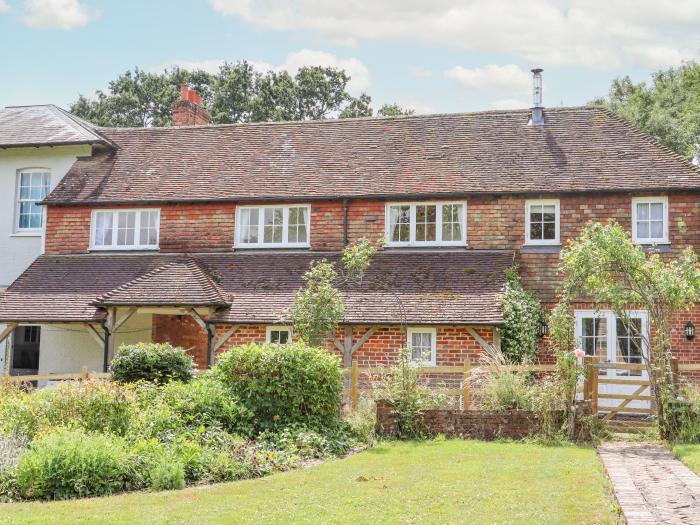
[350,360,359,411]
[590,358,599,414]
[670,357,679,388]
[462,359,471,410]
[583,356,592,401]
[81,366,89,381]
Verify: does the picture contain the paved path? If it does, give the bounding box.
[598,442,700,524]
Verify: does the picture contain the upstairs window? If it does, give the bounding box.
[632,197,668,244]
[16,169,50,232]
[91,209,160,250]
[525,199,560,245]
[385,202,466,246]
[236,205,310,248]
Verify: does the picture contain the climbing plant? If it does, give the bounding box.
[499,268,546,363]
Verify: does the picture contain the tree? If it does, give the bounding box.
[71,62,385,126]
[290,238,381,348]
[377,103,415,117]
[592,62,700,158]
[552,221,700,437]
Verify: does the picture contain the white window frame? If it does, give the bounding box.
[524,199,560,245]
[235,205,311,248]
[14,168,51,234]
[90,208,161,251]
[385,201,467,247]
[266,326,292,344]
[574,309,648,364]
[632,196,669,245]
[407,327,437,366]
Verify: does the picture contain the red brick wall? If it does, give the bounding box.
[151,316,494,369]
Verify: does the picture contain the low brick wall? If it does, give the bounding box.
[376,400,576,439]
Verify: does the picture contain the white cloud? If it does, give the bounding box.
[19,0,98,30]
[408,67,432,78]
[155,49,370,96]
[445,64,531,94]
[0,1,10,13]
[208,0,700,70]
[491,98,529,110]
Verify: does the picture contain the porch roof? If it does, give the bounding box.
[0,250,513,325]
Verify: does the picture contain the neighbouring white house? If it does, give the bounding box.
[0,105,133,376]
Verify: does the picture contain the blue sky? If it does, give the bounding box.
[1,0,698,115]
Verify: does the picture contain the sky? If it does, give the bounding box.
[0,0,698,115]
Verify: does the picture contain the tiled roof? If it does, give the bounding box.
[0,251,512,325]
[44,106,700,205]
[0,105,111,148]
[95,259,230,307]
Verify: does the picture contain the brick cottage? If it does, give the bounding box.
[1,77,700,402]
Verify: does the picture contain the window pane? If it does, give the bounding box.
[415,205,436,242]
[636,221,649,239]
[17,171,50,230]
[530,222,542,240]
[94,212,113,246]
[650,221,663,238]
[637,203,649,220]
[117,211,136,246]
[139,210,158,246]
[287,207,308,244]
[543,222,556,239]
[389,205,410,242]
[410,331,433,362]
[441,204,462,242]
[239,209,259,244]
[263,208,283,243]
[649,202,663,220]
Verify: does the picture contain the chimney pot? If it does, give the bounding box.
[530,68,544,126]
[172,84,208,127]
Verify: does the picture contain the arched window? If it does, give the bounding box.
[16,168,50,232]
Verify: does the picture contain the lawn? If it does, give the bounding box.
[0,440,618,525]
[674,443,700,475]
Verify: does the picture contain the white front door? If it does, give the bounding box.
[575,310,650,411]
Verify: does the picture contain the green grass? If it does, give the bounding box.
[0,440,618,525]
[673,443,700,474]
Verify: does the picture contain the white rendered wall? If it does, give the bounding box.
[37,312,154,376]
[0,144,91,373]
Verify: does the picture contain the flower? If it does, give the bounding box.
[574,348,586,358]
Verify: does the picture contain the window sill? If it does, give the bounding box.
[234,246,311,250]
[520,244,561,254]
[88,248,160,253]
[638,243,673,253]
[9,232,42,238]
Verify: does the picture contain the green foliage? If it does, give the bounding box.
[214,343,343,433]
[480,371,532,410]
[673,383,700,443]
[593,61,700,158]
[382,349,448,439]
[344,398,377,445]
[17,430,131,500]
[292,237,381,347]
[377,103,416,117]
[555,220,700,438]
[0,380,136,440]
[290,260,344,347]
[71,62,379,126]
[258,425,356,458]
[110,342,194,384]
[499,269,545,362]
[149,460,186,491]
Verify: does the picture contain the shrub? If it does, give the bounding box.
[344,398,377,445]
[499,269,545,363]
[480,370,532,410]
[150,460,185,491]
[0,467,19,502]
[17,429,131,500]
[0,380,136,440]
[214,343,342,432]
[258,426,356,459]
[381,349,448,439]
[111,343,194,384]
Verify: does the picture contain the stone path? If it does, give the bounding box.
[598,442,700,524]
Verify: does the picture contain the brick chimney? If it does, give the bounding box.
[172,84,209,126]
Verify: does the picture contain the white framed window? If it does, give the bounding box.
[90,209,160,250]
[266,326,292,344]
[236,205,310,248]
[525,199,560,245]
[407,327,437,366]
[632,197,668,244]
[385,202,466,246]
[15,169,50,232]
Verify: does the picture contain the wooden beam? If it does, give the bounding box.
[112,307,137,332]
[86,324,105,348]
[351,326,377,354]
[1,323,17,375]
[189,309,208,332]
[213,325,238,353]
[0,323,17,345]
[333,338,345,354]
[467,326,496,353]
